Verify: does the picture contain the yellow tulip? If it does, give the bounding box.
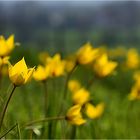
[77,42,99,65]
[64,55,77,73]
[72,88,90,105]
[8,57,35,86]
[0,35,15,57]
[68,80,81,93]
[66,104,86,125]
[33,65,50,81]
[128,84,140,100]
[85,102,105,119]
[0,56,10,75]
[125,48,139,69]
[133,71,140,87]
[46,54,65,77]
[93,53,117,77]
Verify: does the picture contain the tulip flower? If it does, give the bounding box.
[0,35,15,57]
[66,105,86,125]
[85,102,105,119]
[8,57,35,86]
[46,54,65,77]
[93,53,117,77]
[72,88,90,105]
[33,65,50,81]
[125,48,139,69]
[76,42,99,65]
[68,80,81,93]
[128,84,140,100]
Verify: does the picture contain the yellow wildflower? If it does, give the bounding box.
[68,80,81,93]
[66,104,86,125]
[33,65,50,81]
[93,53,117,77]
[128,84,140,100]
[65,55,77,73]
[72,88,90,105]
[85,102,105,119]
[8,57,35,86]
[0,56,10,75]
[46,54,65,77]
[0,35,15,57]
[126,48,139,69]
[133,71,140,87]
[76,42,99,65]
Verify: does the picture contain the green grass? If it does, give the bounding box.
[0,48,140,139]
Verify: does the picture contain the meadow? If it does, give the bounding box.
[0,34,140,139]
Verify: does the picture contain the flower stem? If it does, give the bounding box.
[63,63,78,100]
[0,123,17,139]
[16,122,21,139]
[86,74,100,89]
[42,80,48,117]
[23,116,65,128]
[0,62,4,88]
[0,84,17,131]
[41,80,48,138]
[58,63,78,116]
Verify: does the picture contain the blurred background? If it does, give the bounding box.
[1,1,140,139]
[0,0,140,54]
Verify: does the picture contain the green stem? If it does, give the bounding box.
[58,64,78,116]
[23,116,65,128]
[0,62,4,88]
[70,125,76,139]
[86,74,100,90]
[0,84,17,131]
[42,80,48,117]
[29,130,33,140]
[41,80,48,138]
[63,63,78,100]
[0,123,17,139]
[17,122,21,139]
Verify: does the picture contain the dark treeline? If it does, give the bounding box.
[0,1,140,52]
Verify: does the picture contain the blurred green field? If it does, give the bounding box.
[0,46,140,139]
[0,1,140,139]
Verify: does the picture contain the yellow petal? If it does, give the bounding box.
[68,80,81,93]
[85,103,105,119]
[8,57,35,86]
[25,67,35,83]
[6,34,14,51]
[77,42,99,65]
[0,36,9,56]
[12,57,28,76]
[33,65,48,81]
[67,105,81,118]
[70,114,86,125]
[72,88,90,105]
[9,73,25,86]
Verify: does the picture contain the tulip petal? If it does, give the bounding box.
[7,34,14,51]
[12,58,28,75]
[10,73,25,86]
[67,105,81,118]
[25,67,35,83]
